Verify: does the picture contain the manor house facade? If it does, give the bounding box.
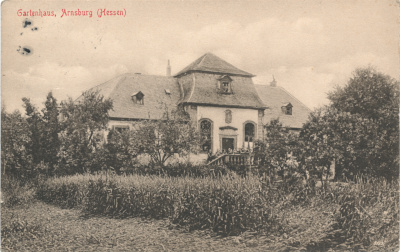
[85,53,311,154]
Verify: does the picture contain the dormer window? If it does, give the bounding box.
[131,91,144,105]
[217,75,233,94]
[281,103,293,115]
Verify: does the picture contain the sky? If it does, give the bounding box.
[2,0,399,112]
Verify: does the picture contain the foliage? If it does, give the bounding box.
[132,106,199,167]
[330,67,399,179]
[254,119,305,182]
[38,173,284,236]
[58,90,113,174]
[334,176,398,249]
[1,175,38,208]
[101,129,139,174]
[300,107,377,180]
[21,92,61,175]
[41,92,61,173]
[1,108,33,178]
[301,68,399,179]
[130,162,229,177]
[36,173,398,249]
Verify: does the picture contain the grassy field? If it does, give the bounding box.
[2,173,399,251]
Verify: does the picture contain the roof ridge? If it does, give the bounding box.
[197,53,208,68]
[174,53,254,77]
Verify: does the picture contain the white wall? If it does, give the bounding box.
[197,106,259,153]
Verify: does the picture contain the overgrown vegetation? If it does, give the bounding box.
[33,173,398,250]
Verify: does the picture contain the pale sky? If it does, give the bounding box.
[2,0,399,112]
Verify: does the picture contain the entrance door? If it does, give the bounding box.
[222,138,234,152]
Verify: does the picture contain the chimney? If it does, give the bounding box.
[270,75,277,87]
[166,59,171,76]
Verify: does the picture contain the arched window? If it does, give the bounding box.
[244,122,256,149]
[200,119,213,152]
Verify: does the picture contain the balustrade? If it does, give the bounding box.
[208,153,255,166]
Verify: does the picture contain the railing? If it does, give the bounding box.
[207,153,255,166]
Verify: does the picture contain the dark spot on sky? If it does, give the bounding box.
[17,46,33,56]
[23,19,32,28]
[20,32,23,35]
[94,47,96,49]
[31,27,38,31]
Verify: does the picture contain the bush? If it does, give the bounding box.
[36,174,89,209]
[1,175,38,208]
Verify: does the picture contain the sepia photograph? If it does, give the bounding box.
[1,0,399,251]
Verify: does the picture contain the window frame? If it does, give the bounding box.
[132,91,145,105]
[243,121,257,145]
[218,75,233,94]
[281,105,292,115]
[199,118,213,153]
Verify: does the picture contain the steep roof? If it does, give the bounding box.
[82,73,180,120]
[174,53,254,77]
[179,73,266,109]
[255,85,311,129]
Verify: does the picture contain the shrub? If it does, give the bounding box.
[36,174,90,209]
[1,175,38,208]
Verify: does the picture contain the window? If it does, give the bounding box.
[131,91,144,105]
[281,103,293,115]
[244,122,256,149]
[199,119,213,152]
[222,82,230,93]
[244,123,255,142]
[218,75,233,94]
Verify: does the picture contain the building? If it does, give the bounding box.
[85,53,311,154]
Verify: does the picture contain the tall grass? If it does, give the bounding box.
[36,173,399,248]
[38,173,284,235]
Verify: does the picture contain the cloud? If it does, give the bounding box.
[2,2,398,113]
[2,62,129,112]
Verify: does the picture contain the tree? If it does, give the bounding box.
[132,106,198,167]
[41,92,61,173]
[301,67,399,179]
[22,97,45,166]
[58,90,113,174]
[300,106,380,180]
[20,92,62,175]
[1,108,33,178]
[254,119,304,181]
[102,129,139,174]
